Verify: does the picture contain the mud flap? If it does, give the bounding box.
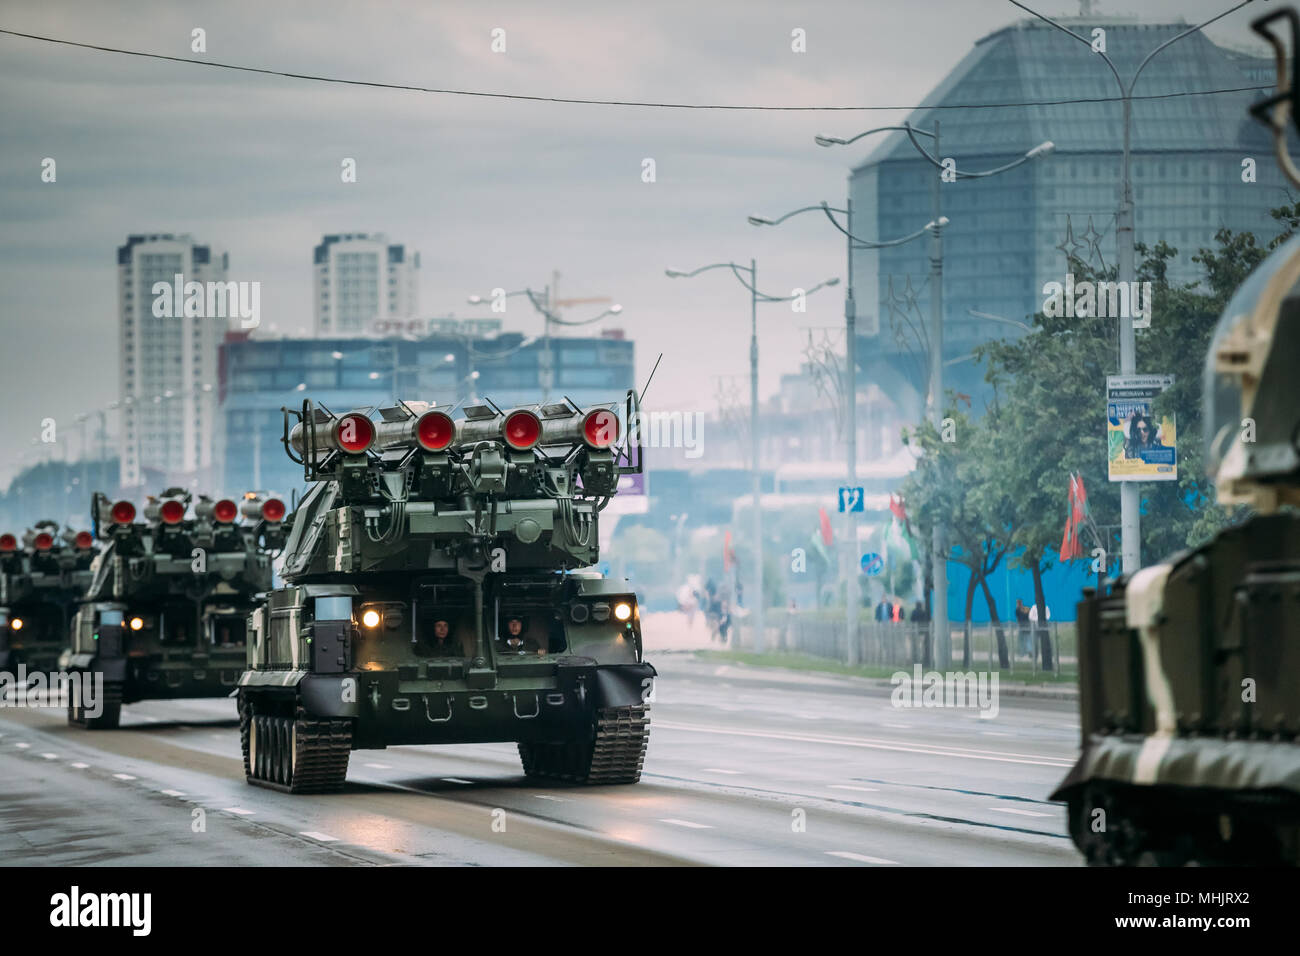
[299,674,362,719]
[555,659,655,710]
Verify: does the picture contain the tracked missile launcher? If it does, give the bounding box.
[1053,9,1300,865]
[237,392,653,793]
[60,489,284,729]
[0,522,98,675]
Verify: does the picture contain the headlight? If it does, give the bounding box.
[361,609,381,628]
[129,617,144,631]
[10,618,23,631]
[613,602,632,622]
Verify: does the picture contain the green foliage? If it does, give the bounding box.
[900,205,1296,592]
[901,405,1015,614]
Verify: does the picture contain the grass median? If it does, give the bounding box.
[693,648,1079,685]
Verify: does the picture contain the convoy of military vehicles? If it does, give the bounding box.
[7,8,1300,866]
[2,390,655,792]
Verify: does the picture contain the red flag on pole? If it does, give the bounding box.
[1059,474,1084,562]
[818,507,834,547]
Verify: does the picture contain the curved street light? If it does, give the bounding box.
[468,285,623,399]
[664,258,839,651]
[815,116,1054,669]
[747,198,952,664]
[968,308,1033,334]
[1007,0,1255,576]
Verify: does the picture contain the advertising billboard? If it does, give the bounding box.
[1106,374,1177,482]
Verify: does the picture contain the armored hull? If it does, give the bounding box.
[62,491,281,729]
[238,395,654,792]
[0,597,76,676]
[1053,513,1300,864]
[0,526,97,676]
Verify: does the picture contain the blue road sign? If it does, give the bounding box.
[838,487,864,513]
[861,552,884,576]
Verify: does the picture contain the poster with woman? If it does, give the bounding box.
[1106,374,1177,481]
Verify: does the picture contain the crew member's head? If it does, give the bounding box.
[506,616,523,637]
[433,619,449,640]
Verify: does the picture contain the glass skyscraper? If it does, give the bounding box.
[849,16,1291,410]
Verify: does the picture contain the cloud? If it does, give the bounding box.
[0,0,1264,488]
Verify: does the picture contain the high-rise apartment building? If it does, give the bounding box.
[312,233,420,334]
[116,233,229,489]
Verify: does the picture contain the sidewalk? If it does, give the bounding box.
[642,610,1078,701]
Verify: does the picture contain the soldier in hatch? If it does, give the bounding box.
[498,615,544,656]
[428,618,463,657]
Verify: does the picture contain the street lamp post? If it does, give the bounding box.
[665,262,839,651]
[929,121,947,668]
[468,287,622,402]
[817,122,1053,669]
[967,309,1035,334]
[748,200,946,665]
[1009,0,1256,574]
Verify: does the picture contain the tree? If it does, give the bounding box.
[901,406,1014,668]
[972,204,1298,670]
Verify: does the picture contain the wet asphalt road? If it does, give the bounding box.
[0,652,1082,866]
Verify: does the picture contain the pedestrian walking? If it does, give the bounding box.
[1015,599,1031,656]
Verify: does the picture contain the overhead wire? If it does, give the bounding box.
[0,27,1272,113]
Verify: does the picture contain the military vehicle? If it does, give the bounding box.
[1052,7,1300,865]
[0,522,98,675]
[60,488,284,729]
[236,392,653,793]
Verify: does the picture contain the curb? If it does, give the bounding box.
[675,652,1079,700]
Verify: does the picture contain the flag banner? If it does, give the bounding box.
[885,515,918,561]
[1059,473,1084,562]
[1107,374,1177,481]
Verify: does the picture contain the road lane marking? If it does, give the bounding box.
[988,807,1054,818]
[533,795,569,802]
[299,831,338,842]
[223,807,254,815]
[660,818,712,829]
[827,851,898,865]
[70,762,88,769]
[161,789,186,797]
[829,785,880,793]
[112,773,136,780]
[653,720,1073,768]
[39,753,58,760]
[15,742,30,749]
[442,778,473,785]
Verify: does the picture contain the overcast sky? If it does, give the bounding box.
[0,0,1266,488]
